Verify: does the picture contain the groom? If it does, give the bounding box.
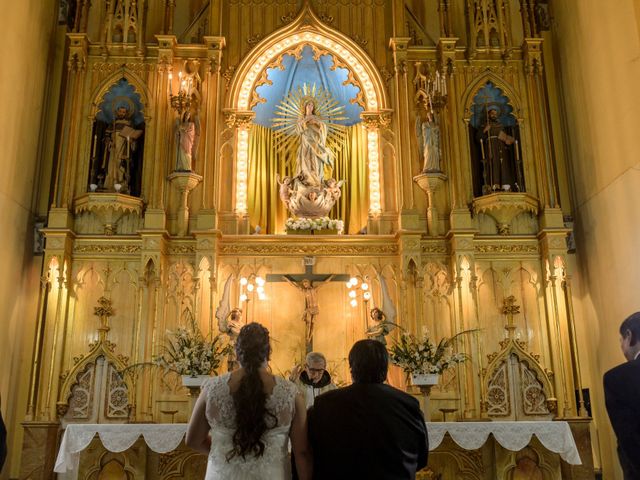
[308,339,428,479]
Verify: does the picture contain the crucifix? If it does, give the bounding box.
[267,257,350,353]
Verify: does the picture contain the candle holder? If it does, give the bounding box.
[168,71,193,115]
[414,62,448,113]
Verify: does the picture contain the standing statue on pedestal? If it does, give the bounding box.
[101,106,142,192]
[174,111,199,171]
[476,106,517,193]
[416,111,441,173]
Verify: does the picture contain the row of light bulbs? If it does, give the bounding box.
[239,275,266,302]
[347,277,371,308]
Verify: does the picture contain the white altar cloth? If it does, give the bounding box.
[428,421,581,465]
[54,420,581,473]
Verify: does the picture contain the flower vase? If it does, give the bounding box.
[182,374,209,396]
[411,374,440,421]
[411,373,440,386]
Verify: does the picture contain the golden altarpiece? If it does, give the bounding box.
[22,0,594,478]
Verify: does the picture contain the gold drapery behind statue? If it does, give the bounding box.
[248,123,369,234]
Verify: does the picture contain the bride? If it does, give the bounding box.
[186,323,313,479]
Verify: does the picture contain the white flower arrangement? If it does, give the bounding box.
[152,315,231,376]
[389,331,473,375]
[285,216,344,233]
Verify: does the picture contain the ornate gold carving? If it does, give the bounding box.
[168,245,196,255]
[57,297,133,419]
[473,192,539,235]
[475,244,538,254]
[247,33,264,46]
[94,296,115,326]
[422,244,448,254]
[281,11,296,24]
[67,33,88,72]
[74,244,141,254]
[74,193,144,235]
[222,65,236,86]
[360,111,393,129]
[219,243,398,256]
[351,34,368,48]
[223,110,255,129]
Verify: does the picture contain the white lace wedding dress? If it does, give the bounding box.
[202,372,298,480]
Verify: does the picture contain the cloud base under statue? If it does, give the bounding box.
[278,174,344,220]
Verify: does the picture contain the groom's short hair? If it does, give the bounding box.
[349,339,388,384]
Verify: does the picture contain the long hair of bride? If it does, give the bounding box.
[227,322,277,460]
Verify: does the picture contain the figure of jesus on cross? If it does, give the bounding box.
[267,257,349,353]
[283,276,333,349]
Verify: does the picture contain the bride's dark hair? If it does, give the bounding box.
[228,322,277,460]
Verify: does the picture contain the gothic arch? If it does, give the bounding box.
[226,4,389,112]
[460,73,523,124]
[89,70,152,121]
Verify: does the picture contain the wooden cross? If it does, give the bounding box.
[267,257,350,353]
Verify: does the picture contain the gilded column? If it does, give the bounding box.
[389,37,417,220]
[198,36,226,230]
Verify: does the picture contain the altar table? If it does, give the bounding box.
[54,420,581,475]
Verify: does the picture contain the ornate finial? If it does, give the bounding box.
[501,295,520,338]
[94,296,114,338]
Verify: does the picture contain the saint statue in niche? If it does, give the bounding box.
[88,79,145,196]
[468,82,524,196]
[174,111,199,171]
[476,106,517,191]
[101,106,143,193]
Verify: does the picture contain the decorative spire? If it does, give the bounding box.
[501,295,520,338]
[94,296,114,339]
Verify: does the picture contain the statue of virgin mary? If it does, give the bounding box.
[295,97,334,187]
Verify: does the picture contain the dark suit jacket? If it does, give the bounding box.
[604,357,640,479]
[0,408,7,471]
[308,383,428,480]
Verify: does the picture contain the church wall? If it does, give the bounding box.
[550,0,640,477]
[0,0,60,477]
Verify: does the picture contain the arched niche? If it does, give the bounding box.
[465,80,524,197]
[88,77,146,197]
[224,4,390,233]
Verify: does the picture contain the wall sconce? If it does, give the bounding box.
[168,70,193,115]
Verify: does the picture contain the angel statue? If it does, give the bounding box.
[366,272,398,345]
[215,274,243,369]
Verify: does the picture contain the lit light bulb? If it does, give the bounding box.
[350,299,358,307]
[240,294,248,302]
[349,290,357,299]
[346,282,352,289]
[350,277,358,287]
[363,291,371,300]
[256,285,264,294]
[240,277,248,286]
[361,283,369,290]
[256,277,265,286]
[247,283,255,292]
[258,292,266,301]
